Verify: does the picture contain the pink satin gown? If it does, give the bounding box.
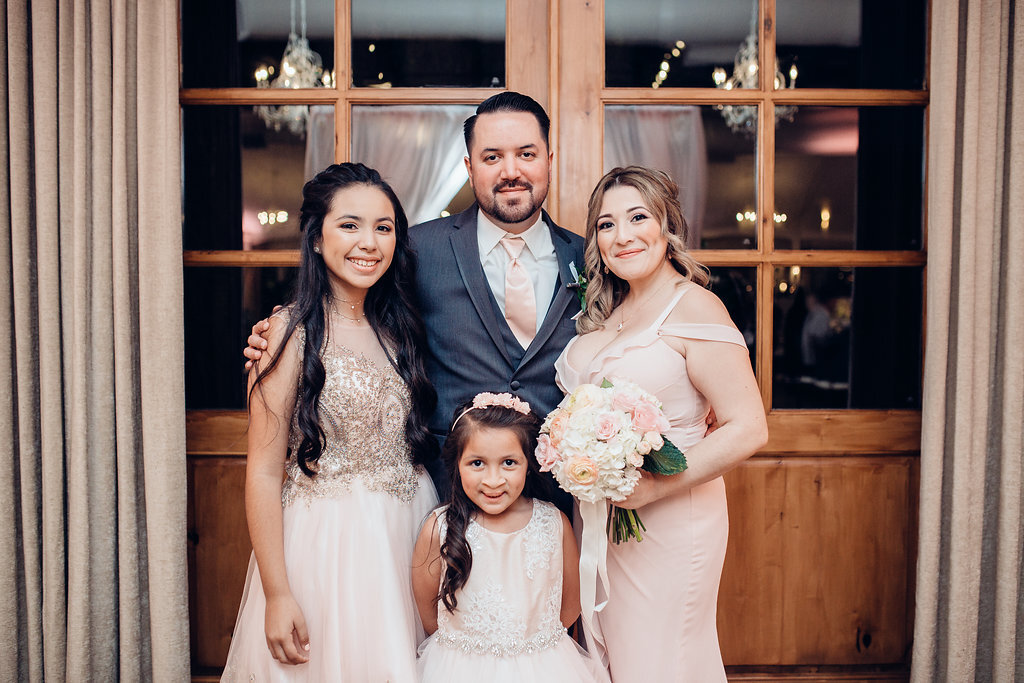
[554,284,746,683]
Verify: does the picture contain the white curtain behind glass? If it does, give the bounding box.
[605,105,707,248]
[306,104,475,225]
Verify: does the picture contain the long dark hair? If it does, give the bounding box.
[437,397,549,612]
[249,163,437,476]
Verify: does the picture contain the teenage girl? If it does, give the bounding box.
[412,392,609,682]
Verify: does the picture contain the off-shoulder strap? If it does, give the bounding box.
[652,283,697,328]
[654,284,746,347]
[659,322,746,347]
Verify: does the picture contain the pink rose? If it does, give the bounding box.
[548,412,569,448]
[611,388,642,412]
[595,412,620,441]
[535,434,561,472]
[632,401,669,433]
[644,431,664,451]
[627,451,644,467]
[566,456,599,486]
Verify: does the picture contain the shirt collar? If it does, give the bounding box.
[476,209,547,258]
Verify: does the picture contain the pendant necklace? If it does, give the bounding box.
[615,277,676,332]
[330,297,366,324]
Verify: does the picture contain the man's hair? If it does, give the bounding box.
[463,91,551,153]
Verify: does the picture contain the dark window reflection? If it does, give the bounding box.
[183,106,323,251]
[605,0,758,89]
[708,267,757,370]
[182,0,334,89]
[774,107,923,251]
[604,105,757,249]
[777,0,926,89]
[352,0,504,87]
[604,0,925,91]
[185,267,298,409]
[772,267,921,409]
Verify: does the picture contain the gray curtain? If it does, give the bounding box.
[913,0,1023,680]
[1,1,188,681]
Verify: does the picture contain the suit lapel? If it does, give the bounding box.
[449,206,513,366]
[519,214,579,368]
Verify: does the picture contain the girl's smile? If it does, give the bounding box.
[458,427,532,528]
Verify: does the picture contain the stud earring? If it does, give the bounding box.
[314,246,321,254]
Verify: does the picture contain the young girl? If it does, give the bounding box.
[412,393,609,683]
[221,164,438,681]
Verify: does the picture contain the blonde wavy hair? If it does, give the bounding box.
[577,166,709,334]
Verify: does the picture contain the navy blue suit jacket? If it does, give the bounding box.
[411,204,584,499]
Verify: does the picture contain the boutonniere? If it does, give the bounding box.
[567,261,588,319]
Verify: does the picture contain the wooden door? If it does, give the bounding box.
[180,0,927,678]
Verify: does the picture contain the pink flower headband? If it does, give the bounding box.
[452,392,532,429]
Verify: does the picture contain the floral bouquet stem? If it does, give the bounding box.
[608,505,648,544]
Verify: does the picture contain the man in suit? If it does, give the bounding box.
[245,92,583,505]
[413,93,582,451]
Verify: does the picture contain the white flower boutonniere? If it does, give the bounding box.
[567,261,588,320]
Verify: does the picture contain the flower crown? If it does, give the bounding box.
[452,392,532,429]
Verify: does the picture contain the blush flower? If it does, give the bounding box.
[644,431,664,451]
[632,401,670,433]
[566,456,599,486]
[536,379,686,542]
[535,434,561,472]
[595,413,620,441]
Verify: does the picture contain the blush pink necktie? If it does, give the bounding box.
[500,235,536,348]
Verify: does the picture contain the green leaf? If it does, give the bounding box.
[600,378,614,388]
[642,437,688,475]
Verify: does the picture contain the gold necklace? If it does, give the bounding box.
[615,277,676,332]
[329,301,367,324]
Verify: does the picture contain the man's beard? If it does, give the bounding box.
[479,180,545,226]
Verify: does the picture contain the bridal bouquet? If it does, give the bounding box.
[535,379,687,543]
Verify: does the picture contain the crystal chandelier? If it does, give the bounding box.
[253,0,334,137]
[711,4,798,136]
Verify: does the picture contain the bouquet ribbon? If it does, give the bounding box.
[578,499,610,659]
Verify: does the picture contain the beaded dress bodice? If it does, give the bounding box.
[282,322,421,505]
[435,499,566,656]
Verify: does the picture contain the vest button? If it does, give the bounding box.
[510,380,521,391]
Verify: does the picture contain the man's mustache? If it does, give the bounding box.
[493,181,533,193]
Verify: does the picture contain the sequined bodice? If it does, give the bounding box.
[282,324,421,505]
[435,500,566,656]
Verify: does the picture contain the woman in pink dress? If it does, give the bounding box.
[554,166,768,682]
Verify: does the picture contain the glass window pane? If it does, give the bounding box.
[605,105,758,249]
[774,106,923,251]
[185,267,298,409]
[349,105,477,225]
[772,266,922,409]
[352,0,505,87]
[183,105,332,251]
[777,0,926,89]
[182,0,335,89]
[605,0,761,89]
[709,267,757,370]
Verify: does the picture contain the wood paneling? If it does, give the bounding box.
[719,457,917,666]
[554,0,603,232]
[189,458,251,670]
[183,249,928,269]
[186,409,922,456]
[506,0,550,109]
[761,412,921,454]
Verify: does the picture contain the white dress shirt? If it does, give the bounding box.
[476,210,559,335]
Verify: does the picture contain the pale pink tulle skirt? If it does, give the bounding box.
[221,471,437,682]
[417,632,610,683]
